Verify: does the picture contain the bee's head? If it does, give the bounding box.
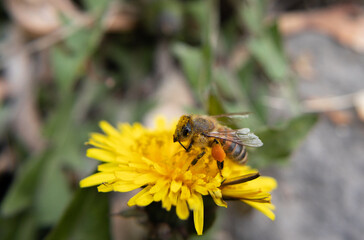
[173,115,193,144]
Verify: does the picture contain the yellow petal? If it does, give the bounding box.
[193,194,204,235]
[118,123,140,135]
[98,183,113,192]
[171,180,182,193]
[127,186,151,206]
[241,192,271,201]
[221,187,263,198]
[134,173,157,185]
[209,190,227,208]
[88,133,113,149]
[180,185,191,200]
[98,163,120,172]
[153,162,169,175]
[187,193,200,210]
[149,180,168,193]
[115,171,140,180]
[162,193,172,211]
[255,177,277,191]
[194,185,208,195]
[136,193,154,206]
[153,182,169,202]
[238,176,277,192]
[243,200,276,220]
[87,148,116,162]
[127,162,151,171]
[99,121,120,136]
[113,183,143,192]
[80,172,115,188]
[168,190,178,206]
[176,198,189,220]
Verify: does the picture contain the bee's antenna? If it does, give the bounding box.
[178,141,188,151]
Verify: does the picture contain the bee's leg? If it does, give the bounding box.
[216,160,225,180]
[191,150,205,165]
[188,149,206,170]
[217,161,224,171]
[211,139,225,178]
[186,140,194,152]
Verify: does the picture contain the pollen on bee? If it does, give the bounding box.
[211,143,226,162]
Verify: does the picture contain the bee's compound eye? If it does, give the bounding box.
[182,128,189,137]
[182,123,191,137]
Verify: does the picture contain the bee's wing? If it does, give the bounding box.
[209,112,251,127]
[235,128,263,147]
[210,112,251,121]
[206,128,263,148]
[210,112,251,118]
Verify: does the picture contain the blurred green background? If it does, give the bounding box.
[1,0,364,239]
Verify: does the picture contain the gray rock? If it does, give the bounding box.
[219,32,364,240]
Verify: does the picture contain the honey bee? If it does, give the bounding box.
[173,113,263,170]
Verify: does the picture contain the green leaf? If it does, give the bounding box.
[247,36,288,82]
[201,0,217,88]
[172,43,204,93]
[184,0,208,42]
[239,0,288,82]
[34,160,72,225]
[206,89,226,116]
[1,154,47,216]
[213,68,241,102]
[268,21,284,53]
[237,56,255,86]
[45,188,110,240]
[100,43,153,85]
[51,3,106,96]
[233,59,267,125]
[51,47,81,94]
[250,114,319,167]
[0,211,37,240]
[241,0,266,35]
[83,0,109,13]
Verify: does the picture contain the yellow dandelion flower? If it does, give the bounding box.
[80,117,277,235]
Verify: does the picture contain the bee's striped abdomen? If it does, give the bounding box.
[235,144,248,165]
[218,127,248,165]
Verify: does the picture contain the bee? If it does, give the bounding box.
[173,113,263,170]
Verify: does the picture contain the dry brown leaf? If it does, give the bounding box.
[103,1,138,32]
[278,4,364,52]
[303,94,353,112]
[325,110,353,126]
[6,0,84,36]
[6,0,137,37]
